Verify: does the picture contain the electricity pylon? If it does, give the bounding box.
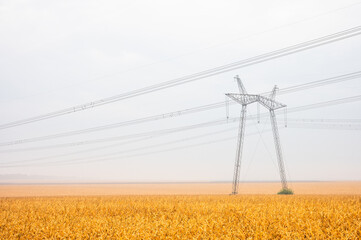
[226,76,290,195]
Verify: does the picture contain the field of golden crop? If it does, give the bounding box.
[1,195,360,239]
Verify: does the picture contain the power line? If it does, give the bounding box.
[3,121,360,168]
[0,95,360,154]
[1,71,360,145]
[1,136,239,168]
[1,127,241,165]
[0,102,226,144]
[1,26,361,130]
[261,71,361,95]
[1,117,359,154]
[287,95,361,112]
[286,123,361,131]
[2,126,282,167]
[5,1,361,104]
[280,118,361,123]
[0,137,153,153]
[0,118,234,147]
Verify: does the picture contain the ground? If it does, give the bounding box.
[0,182,360,239]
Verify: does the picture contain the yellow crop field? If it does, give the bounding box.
[1,195,360,239]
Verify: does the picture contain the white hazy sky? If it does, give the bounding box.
[0,0,360,183]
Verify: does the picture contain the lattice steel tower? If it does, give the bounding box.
[226,76,290,195]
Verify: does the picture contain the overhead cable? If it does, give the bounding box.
[1,26,361,130]
[1,71,360,145]
[3,122,360,168]
[0,95,360,150]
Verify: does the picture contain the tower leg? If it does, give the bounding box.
[231,105,247,195]
[269,110,288,190]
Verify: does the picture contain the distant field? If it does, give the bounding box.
[0,181,361,197]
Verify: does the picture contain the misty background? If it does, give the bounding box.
[0,0,360,183]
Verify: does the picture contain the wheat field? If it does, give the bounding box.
[1,194,360,239]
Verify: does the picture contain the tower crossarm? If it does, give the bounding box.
[226,93,259,106]
[258,96,286,110]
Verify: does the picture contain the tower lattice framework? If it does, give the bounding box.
[226,76,289,195]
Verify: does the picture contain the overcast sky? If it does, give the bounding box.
[0,0,360,183]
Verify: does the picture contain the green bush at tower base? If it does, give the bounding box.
[277,188,294,195]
